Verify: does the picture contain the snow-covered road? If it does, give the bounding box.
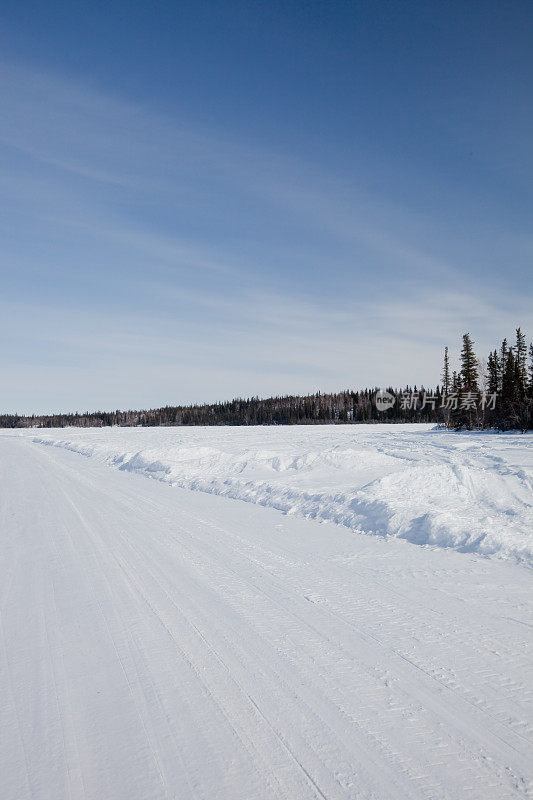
[1,435,532,799]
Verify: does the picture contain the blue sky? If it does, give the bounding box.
[1,0,532,413]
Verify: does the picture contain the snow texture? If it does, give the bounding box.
[30,423,533,565]
[1,428,531,799]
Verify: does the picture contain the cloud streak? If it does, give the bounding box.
[1,61,531,413]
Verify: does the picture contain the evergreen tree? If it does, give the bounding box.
[515,328,528,397]
[529,343,533,396]
[487,350,499,395]
[499,338,509,390]
[442,346,450,395]
[502,348,517,404]
[452,370,459,392]
[459,334,479,392]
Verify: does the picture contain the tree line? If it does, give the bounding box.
[442,327,532,431]
[1,327,531,430]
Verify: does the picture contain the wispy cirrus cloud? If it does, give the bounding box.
[1,61,531,412]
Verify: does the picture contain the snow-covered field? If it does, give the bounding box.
[31,423,533,565]
[1,425,532,800]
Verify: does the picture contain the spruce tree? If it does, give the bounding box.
[487,350,499,395]
[459,334,479,392]
[529,343,533,396]
[515,328,528,397]
[502,348,517,403]
[442,346,450,395]
[452,370,459,392]
[500,338,509,390]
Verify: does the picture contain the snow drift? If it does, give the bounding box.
[31,424,533,565]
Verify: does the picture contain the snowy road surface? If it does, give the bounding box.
[1,434,532,799]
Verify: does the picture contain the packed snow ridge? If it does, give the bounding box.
[31,423,533,565]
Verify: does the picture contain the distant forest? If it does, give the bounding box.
[2,328,532,431]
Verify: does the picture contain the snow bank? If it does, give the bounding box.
[30,424,533,565]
